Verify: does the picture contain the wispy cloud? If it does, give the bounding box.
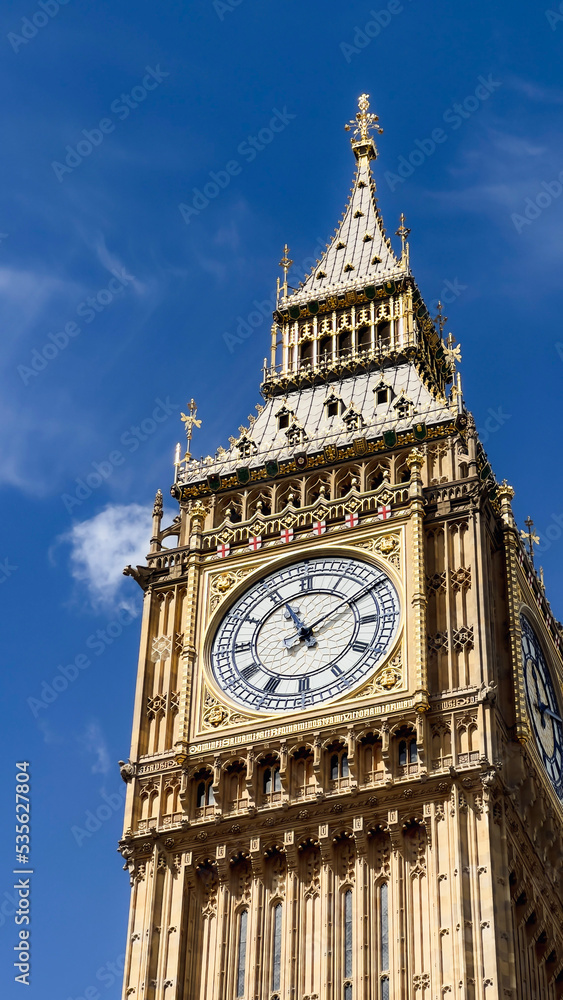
[78,721,112,775]
[61,503,152,610]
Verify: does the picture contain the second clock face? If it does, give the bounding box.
[210,554,400,714]
[521,614,563,799]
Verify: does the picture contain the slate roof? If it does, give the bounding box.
[285,154,403,308]
[179,364,452,486]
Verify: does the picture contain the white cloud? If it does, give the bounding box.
[79,721,112,775]
[91,231,146,295]
[64,502,152,610]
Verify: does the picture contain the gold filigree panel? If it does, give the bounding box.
[354,651,403,698]
[208,566,253,614]
[352,532,401,570]
[201,685,254,731]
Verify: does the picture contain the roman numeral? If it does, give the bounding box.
[331,665,343,676]
[235,642,252,652]
[241,665,258,681]
[298,677,310,692]
[352,641,368,653]
[360,614,378,624]
[301,576,313,591]
[264,677,280,693]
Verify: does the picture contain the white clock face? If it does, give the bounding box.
[210,554,400,713]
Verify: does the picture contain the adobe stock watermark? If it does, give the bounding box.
[223,234,330,353]
[385,74,502,191]
[477,406,511,445]
[546,2,563,29]
[27,606,140,718]
[536,513,563,555]
[511,171,563,233]
[61,396,178,515]
[7,0,72,53]
[340,0,414,63]
[178,107,296,225]
[428,277,468,315]
[71,786,126,847]
[65,953,126,1000]
[17,267,135,385]
[0,558,17,584]
[51,65,169,182]
[213,0,245,19]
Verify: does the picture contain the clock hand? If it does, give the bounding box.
[284,603,306,630]
[282,604,317,649]
[307,578,382,632]
[537,703,563,725]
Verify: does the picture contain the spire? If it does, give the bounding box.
[289,94,401,305]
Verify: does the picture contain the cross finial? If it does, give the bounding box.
[395,212,411,263]
[434,301,448,336]
[277,243,293,304]
[344,94,383,157]
[520,515,540,565]
[180,399,202,462]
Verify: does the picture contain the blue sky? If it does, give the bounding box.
[1,0,563,995]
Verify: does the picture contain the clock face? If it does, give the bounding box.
[521,614,563,799]
[210,554,400,714]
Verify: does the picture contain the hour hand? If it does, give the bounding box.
[284,603,305,630]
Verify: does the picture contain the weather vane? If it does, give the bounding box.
[344,94,383,154]
[520,516,540,565]
[180,399,202,462]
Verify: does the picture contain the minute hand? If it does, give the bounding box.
[541,706,563,724]
[308,579,382,632]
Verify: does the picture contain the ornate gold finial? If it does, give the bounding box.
[344,94,383,157]
[180,399,202,462]
[521,516,540,565]
[444,332,462,365]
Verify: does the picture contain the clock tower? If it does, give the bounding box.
[118,96,563,1000]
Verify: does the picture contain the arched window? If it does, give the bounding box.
[300,341,313,366]
[195,773,215,815]
[262,759,282,801]
[376,321,391,349]
[236,910,248,997]
[339,330,352,355]
[196,781,206,808]
[397,733,418,771]
[329,747,349,785]
[319,335,332,362]
[357,325,371,351]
